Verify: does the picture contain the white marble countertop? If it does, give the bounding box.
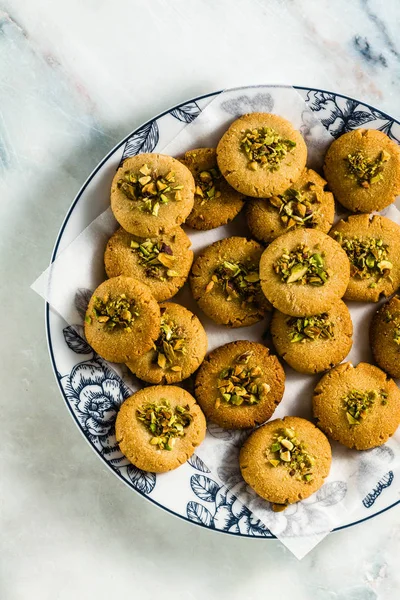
[1,0,400,598]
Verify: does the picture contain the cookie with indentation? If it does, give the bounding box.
[190,236,271,328]
[115,386,206,473]
[313,362,400,450]
[84,276,160,363]
[216,113,307,198]
[370,296,400,379]
[239,416,332,506]
[111,153,195,236]
[271,300,353,374]
[126,302,207,384]
[259,229,350,317]
[330,214,400,302]
[246,168,335,243]
[323,129,400,213]
[104,226,193,302]
[195,340,285,429]
[180,147,245,230]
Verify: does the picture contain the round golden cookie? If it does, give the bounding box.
[216,113,307,198]
[246,168,335,244]
[259,229,350,317]
[104,227,193,302]
[180,148,245,230]
[330,214,400,303]
[194,340,285,429]
[323,129,400,213]
[313,362,400,450]
[110,153,195,236]
[126,302,208,384]
[239,416,332,505]
[84,276,160,363]
[370,296,400,379]
[116,386,206,473]
[271,300,353,374]
[190,236,271,328]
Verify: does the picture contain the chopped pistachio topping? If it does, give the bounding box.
[207,260,261,305]
[216,350,270,408]
[240,127,296,171]
[342,388,388,425]
[130,238,179,280]
[269,183,319,230]
[194,167,222,206]
[345,150,390,188]
[267,427,315,482]
[334,232,392,286]
[273,244,330,286]
[136,399,193,451]
[153,310,186,371]
[384,310,400,346]
[92,294,139,331]
[287,313,334,343]
[117,163,183,215]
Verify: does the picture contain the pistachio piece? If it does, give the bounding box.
[131,239,178,281]
[92,294,139,331]
[342,388,387,425]
[215,351,268,408]
[211,260,261,304]
[240,126,296,171]
[194,166,222,202]
[345,150,389,187]
[287,313,334,343]
[267,427,315,482]
[153,313,186,371]
[137,398,192,451]
[269,186,319,229]
[117,166,181,215]
[334,232,392,283]
[274,244,329,286]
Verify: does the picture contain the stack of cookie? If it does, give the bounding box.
[82,111,400,510]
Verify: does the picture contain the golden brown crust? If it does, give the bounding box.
[370,296,400,378]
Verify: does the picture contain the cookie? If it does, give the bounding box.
[330,214,400,302]
[323,129,400,213]
[104,226,193,302]
[190,236,271,328]
[271,300,353,374]
[126,302,208,384]
[216,113,307,197]
[180,147,245,230]
[194,341,285,429]
[239,416,332,505]
[313,362,400,450]
[246,168,335,244]
[110,153,195,236]
[370,296,400,378]
[84,276,160,363]
[116,386,206,473]
[259,229,350,317]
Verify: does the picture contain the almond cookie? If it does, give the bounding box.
[271,300,353,374]
[323,129,400,213]
[84,276,160,363]
[330,214,400,302]
[190,236,271,328]
[126,302,207,384]
[216,113,307,197]
[195,340,285,429]
[259,229,350,317]
[111,153,195,236]
[313,362,400,450]
[180,147,245,230]
[370,296,400,378]
[240,416,332,505]
[116,386,206,473]
[246,168,335,243]
[104,226,193,302]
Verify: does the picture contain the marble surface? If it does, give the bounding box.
[1,0,400,598]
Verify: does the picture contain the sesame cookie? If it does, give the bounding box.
[84,276,160,363]
[313,362,400,450]
[239,416,332,505]
[104,226,193,302]
[216,113,307,197]
[246,168,335,244]
[330,214,400,302]
[194,340,285,429]
[323,129,400,213]
[259,229,350,317]
[370,296,400,379]
[271,300,353,374]
[126,302,208,384]
[110,153,195,236]
[180,147,245,230]
[116,386,206,473]
[190,236,271,328]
